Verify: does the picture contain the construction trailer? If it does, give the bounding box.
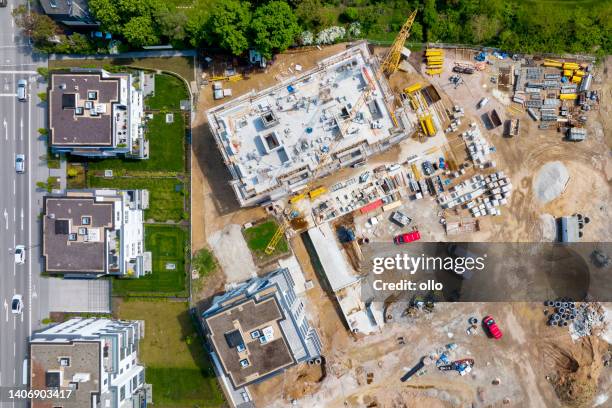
[504,119,520,137]
[566,127,586,142]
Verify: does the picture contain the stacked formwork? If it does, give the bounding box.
[425,49,444,75]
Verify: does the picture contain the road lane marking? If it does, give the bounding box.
[19,117,23,140]
[0,70,37,74]
[3,299,8,322]
[3,118,7,140]
[13,179,16,195]
[28,80,33,338]
[3,208,8,229]
[0,93,18,97]
[20,208,23,231]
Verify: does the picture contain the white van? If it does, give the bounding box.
[477,97,489,109]
[17,79,27,101]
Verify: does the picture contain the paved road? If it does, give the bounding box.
[0,1,48,406]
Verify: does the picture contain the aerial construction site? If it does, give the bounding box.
[192,9,611,408]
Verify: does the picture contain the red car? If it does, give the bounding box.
[393,230,421,245]
[483,315,503,339]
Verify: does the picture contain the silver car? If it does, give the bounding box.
[17,79,27,101]
[15,154,25,173]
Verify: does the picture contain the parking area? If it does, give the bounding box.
[45,277,111,313]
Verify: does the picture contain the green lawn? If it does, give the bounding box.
[243,219,289,262]
[49,57,196,83]
[116,300,225,408]
[113,225,187,297]
[88,175,185,221]
[146,74,190,111]
[87,113,185,173]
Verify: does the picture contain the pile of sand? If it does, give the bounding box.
[534,161,570,204]
[551,336,608,407]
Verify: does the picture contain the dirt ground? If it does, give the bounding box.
[189,45,612,407]
[252,298,611,408]
[421,52,611,243]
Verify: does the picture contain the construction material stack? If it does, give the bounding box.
[425,48,444,76]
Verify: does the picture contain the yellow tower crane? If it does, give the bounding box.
[264,10,419,255]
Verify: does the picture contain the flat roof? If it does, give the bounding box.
[49,72,119,147]
[43,196,114,273]
[30,340,101,408]
[208,42,398,204]
[308,224,360,292]
[205,297,295,389]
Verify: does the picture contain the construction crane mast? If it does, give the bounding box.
[380,9,418,76]
[264,10,418,255]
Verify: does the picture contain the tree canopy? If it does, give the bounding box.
[250,1,300,59]
[207,0,252,56]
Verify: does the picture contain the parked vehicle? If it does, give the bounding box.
[14,245,26,264]
[394,230,421,245]
[477,97,489,109]
[422,161,434,176]
[17,79,27,101]
[483,315,503,339]
[15,154,25,173]
[11,295,23,314]
[0,0,8,7]
[390,211,412,227]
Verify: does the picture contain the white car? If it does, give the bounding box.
[15,154,25,174]
[17,79,27,101]
[14,245,26,264]
[11,295,23,314]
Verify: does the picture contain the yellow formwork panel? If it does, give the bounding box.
[289,193,306,204]
[559,93,577,100]
[563,62,580,70]
[411,163,422,181]
[424,116,436,136]
[563,69,573,77]
[426,68,443,75]
[425,49,443,56]
[404,83,422,93]
[308,187,327,199]
[573,70,585,77]
[571,76,582,83]
[427,62,443,67]
[543,61,563,68]
[426,56,444,61]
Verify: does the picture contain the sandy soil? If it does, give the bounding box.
[188,45,611,408]
[424,52,611,243]
[190,44,349,256]
[252,298,610,408]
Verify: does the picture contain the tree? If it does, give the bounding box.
[207,0,252,56]
[155,8,188,44]
[67,167,79,178]
[251,1,299,59]
[88,0,122,32]
[122,16,159,47]
[422,0,439,42]
[470,14,501,44]
[340,7,359,23]
[12,6,59,44]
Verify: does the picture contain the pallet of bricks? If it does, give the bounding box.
[425,48,444,76]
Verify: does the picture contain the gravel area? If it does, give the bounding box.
[534,161,570,204]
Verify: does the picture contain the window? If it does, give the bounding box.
[120,385,125,401]
[138,371,144,384]
[81,216,91,225]
[132,376,138,390]
[68,233,77,241]
[59,357,70,367]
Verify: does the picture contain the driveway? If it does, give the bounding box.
[45,277,111,313]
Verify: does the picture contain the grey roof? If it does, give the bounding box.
[49,73,119,147]
[205,296,295,389]
[40,0,91,18]
[43,196,114,273]
[30,340,101,408]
